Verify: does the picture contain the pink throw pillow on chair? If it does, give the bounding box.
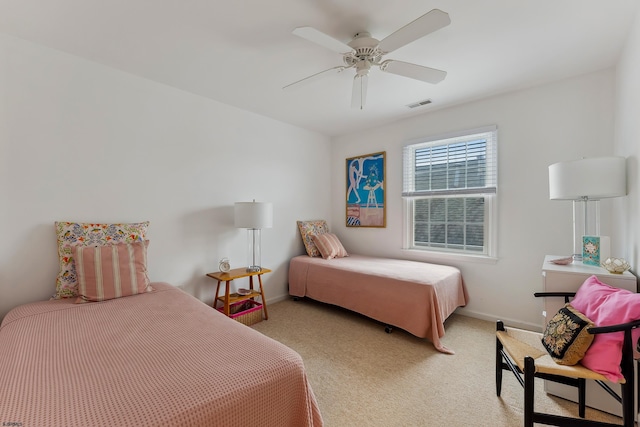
[570,275,640,382]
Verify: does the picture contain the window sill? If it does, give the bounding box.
[400,248,498,265]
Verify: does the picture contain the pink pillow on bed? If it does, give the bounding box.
[72,240,153,303]
[311,233,349,260]
[570,275,640,382]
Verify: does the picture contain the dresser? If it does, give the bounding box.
[542,255,638,417]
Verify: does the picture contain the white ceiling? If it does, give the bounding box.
[1,1,638,137]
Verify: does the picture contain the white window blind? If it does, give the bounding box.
[402,126,498,257]
[403,126,497,197]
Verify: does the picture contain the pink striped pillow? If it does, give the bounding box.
[72,240,152,303]
[311,233,349,260]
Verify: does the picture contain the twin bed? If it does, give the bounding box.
[289,254,467,354]
[0,282,322,427]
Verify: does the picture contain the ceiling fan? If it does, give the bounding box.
[283,9,451,110]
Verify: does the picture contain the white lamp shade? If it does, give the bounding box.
[234,201,273,229]
[549,156,627,200]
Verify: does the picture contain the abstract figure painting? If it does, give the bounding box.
[346,151,386,227]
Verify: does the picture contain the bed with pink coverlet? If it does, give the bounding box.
[0,283,322,427]
[289,254,467,354]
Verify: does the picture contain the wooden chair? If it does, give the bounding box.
[496,292,640,427]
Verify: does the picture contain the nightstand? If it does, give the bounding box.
[206,267,271,320]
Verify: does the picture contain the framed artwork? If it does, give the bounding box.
[346,151,386,227]
[582,236,600,266]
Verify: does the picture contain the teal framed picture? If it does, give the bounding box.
[346,151,386,227]
[582,236,600,266]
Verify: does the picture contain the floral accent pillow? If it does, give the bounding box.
[541,303,595,365]
[297,220,329,257]
[54,221,149,299]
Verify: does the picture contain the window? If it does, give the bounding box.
[402,126,497,258]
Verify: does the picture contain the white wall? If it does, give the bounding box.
[614,12,640,270]
[330,70,618,329]
[0,33,331,320]
[1,25,633,331]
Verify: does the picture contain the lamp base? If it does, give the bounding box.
[572,254,582,262]
[246,265,262,273]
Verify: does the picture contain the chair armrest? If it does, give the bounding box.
[533,292,576,304]
[534,292,576,298]
[589,318,640,335]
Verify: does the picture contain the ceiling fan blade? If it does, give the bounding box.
[380,60,446,84]
[351,74,368,110]
[283,66,347,90]
[292,26,355,54]
[378,9,450,53]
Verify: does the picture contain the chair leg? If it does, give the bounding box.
[578,378,586,418]
[636,360,640,425]
[524,356,535,427]
[621,368,634,427]
[496,321,505,397]
[621,329,635,427]
[622,384,633,427]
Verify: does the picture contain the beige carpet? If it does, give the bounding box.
[252,298,627,427]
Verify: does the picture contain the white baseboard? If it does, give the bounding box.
[455,308,543,333]
[269,296,543,333]
[264,293,290,305]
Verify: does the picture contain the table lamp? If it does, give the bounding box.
[548,156,626,261]
[234,200,273,272]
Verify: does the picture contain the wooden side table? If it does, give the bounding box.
[206,267,271,320]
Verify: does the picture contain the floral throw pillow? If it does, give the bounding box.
[54,221,149,299]
[296,220,329,257]
[541,303,595,365]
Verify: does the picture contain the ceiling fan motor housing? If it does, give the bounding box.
[344,32,383,67]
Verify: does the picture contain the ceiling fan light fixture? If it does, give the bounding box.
[355,59,372,76]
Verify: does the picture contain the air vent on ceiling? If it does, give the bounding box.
[406,99,432,109]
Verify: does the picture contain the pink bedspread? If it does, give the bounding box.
[0,283,322,427]
[289,254,467,354]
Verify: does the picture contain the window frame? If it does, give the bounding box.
[402,125,498,262]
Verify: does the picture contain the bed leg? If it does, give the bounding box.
[385,325,393,334]
[292,296,300,301]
